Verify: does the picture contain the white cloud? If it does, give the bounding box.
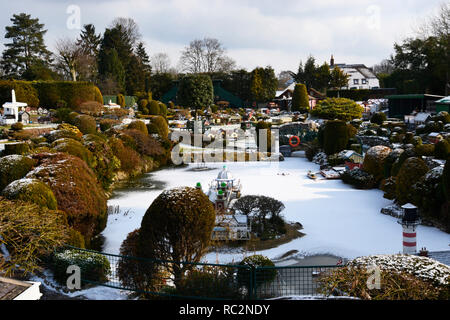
[0,0,445,74]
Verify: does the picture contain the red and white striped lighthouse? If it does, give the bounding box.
[398,203,420,254]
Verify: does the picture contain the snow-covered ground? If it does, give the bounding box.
[104,157,449,264]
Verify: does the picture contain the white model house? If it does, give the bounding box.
[330,55,380,90]
[1,90,28,125]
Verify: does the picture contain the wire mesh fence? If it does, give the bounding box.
[55,246,341,300]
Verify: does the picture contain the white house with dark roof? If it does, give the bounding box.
[330,55,380,90]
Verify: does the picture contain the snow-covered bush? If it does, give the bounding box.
[319,254,450,300]
[362,145,391,182]
[237,255,276,291]
[341,168,377,189]
[312,152,328,166]
[52,249,111,285]
[2,178,57,210]
[0,154,36,191]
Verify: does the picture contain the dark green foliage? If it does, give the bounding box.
[396,157,429,204]
[55,108,74,123]
[323,120,349,155]
[434,140,450,160]
[237,255,276,290]
[370,112,387,125]
[311,98,363,121]
[381,177,397,199]
[117,94,125,107]
[148,100,161,115]
[443,159,450,201]
[415,144,435,157]
[3,142,30,156]
[1,13,53,79]
[383,149,404,178]
[291,83,309,113]
[10,122,23,131]
[2,178,57,210]
[32,81,103,109]
[99,119,119,132]
[0,155,36,191]
[138,99,149,114]
[147,116,169,139]
[362,146,392,182]
[73,115,97,134]
[304,140,321,161]
[0,80,39,107]
[391,148,417,177]
[177,74,213,111]
[341,169,377,189]
[52,249,110,285]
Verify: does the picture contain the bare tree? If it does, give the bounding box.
[179,38,234,73]
[151,52,171,74]
[110,17,142,49]
[55,37,82,81]
[372,59,395,75]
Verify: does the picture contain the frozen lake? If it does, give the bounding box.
[103,157,449,264]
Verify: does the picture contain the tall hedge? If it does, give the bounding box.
[291,83,309,113]
[0,80,39,107]
[396,157,429,205]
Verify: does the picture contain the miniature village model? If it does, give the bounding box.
[204,166,251,241]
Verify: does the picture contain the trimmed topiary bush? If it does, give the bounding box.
[147,116,169,139]
[0,155,36,191]
[415,144,435,157]
[109,137,144,176]
[52,138,96,169]
[370,112,387,125]
[52,248,111,285]
[434,139,450,160]
[117,94,125,108]
[237,255,276,291]
[291,83,309,113]
[99,119,119,132]
[73,115,97,135]
[137,187,216,287]
[2,178,57,210]
[341,168,377,189]
[362,145,392,182]
[128,120,148,135]
[27,152,107,245]
[396,157,429,205]
[322,120,349,155]
[311,97,363,121]
[10,122,24,131]
[148,100,161,115]
[3,142,30,156]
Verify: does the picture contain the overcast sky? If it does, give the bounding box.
[0,0,445,75]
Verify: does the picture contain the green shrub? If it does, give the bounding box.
[237,255,276,290]
[396,157,429,204]
[370,112,387,125]
[255,121,273,153]
[3,142,30,156]
[311,98,363,121]
[128,120,148,135]
[99,119,119,132]
[148,100,161,115]
[415,144,435,157]
[0,198,69,276]
[391,148,417,177]
[291,84,309,113]
[73,115,97,135]
[159,103,168,117]
[2,178,57,210]
[117,94,125,108]
[147,116,169,139]
[52,138,96,168]
[52,249,111,285]
[434,140,450,160]
[109,137,143,176]
[0,155,36,191]
[323,120,349,155]
[67,229,85,249]
[383,149,404,178]
[0,80,39,107]
[138,99,149,114]
[341,168,377,189]
[362,146,392,182]
[444,159,450,201]
[10,122,24,131]
[381,177,397,199]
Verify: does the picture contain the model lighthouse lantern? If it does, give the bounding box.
[397,203,420,254]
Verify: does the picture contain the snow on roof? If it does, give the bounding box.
[401,203,417,209]
[414,113,431,122]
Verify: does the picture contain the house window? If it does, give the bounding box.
[361,79,367,84]
[353,79,359,85]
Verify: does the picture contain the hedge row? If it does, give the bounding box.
[0,80,103,109]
